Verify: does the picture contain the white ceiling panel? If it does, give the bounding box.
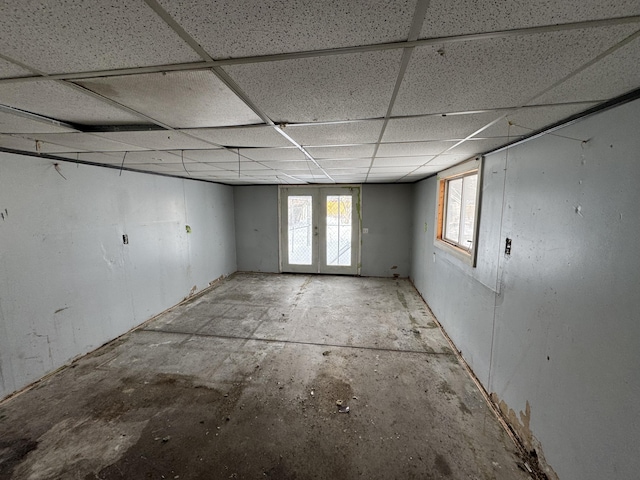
[261,161,315,171]
[240,148,306,162]
[184,126,290,147]
[482,103,598,137]
[448,138,516,156]
[329,176,368,183]
[94,131,216,151]
[76,151,129,165]
[372,156,433,167]
[0,81,147,125]
[78,71,262,128]
[427,154,476,167]
[0,0,200,74]
[285,120,385,146]
[532,37,640,105]
[318,159,372,169]
[157,0,416,58]
[395,26,638,116]
[323,169,370,176]
[119,150,185,165]
[223,51,403,123]
[421,0,640,38]
[0,134,86,154]
[306,144,375,159]
[377,141,456,157]
[383,113,500,142]
[0,58,32,79]
[16,133,148,152]
[182,149,246,163]
[369,165,419,174]
[404,165,442,177]
[0,111,77,134]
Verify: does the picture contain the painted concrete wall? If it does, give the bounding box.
[361,184,412,277]
[234,186,280,273]
[0,153,237,400]
[410,99,640,480]
[233,184,412,276]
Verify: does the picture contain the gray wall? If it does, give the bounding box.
[234,186,280,273]
[0,153,237,399]
[361,184,412,277]
[233,184,412,276]
[411,99,640,480]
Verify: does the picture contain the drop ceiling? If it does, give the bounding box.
[0,0,639,185]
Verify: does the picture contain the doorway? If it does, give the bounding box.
[279,186,361,275]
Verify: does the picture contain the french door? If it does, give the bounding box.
[279,186,360,275]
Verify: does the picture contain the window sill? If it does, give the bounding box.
[434,238,476,267]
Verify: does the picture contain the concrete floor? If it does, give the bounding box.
[0,273,530,480]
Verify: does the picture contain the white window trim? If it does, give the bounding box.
[434,156,483,267]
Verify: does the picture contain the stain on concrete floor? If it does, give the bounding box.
[0,273,531,479]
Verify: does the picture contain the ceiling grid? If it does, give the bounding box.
[0,1,639,185]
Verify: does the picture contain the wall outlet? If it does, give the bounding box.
[362,228,369,234]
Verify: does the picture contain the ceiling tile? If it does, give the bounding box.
[405,165,442,177]
[0,58,32,79]
[323,168,370,176]
[318,159,372,169]
[119,150,185,165]
[427,154,476,166]
[531,36,640,105]
[394,26,638,116]
[329,175,367,183]
[383,113,500,142]
[223,50,403,123]
[0,134,86,154]
[94,131,215,151]
[372,156,433,167]
[377,141,456,157]
[448,138,513,156]
[76,151,129,165]
[0,0,200,74]
[240,148,306,161]
[369,165,418,174]
[306,144,375,159]
[158,0,416,58]
[421,0,640,38]
[482,103,598,137]
[78,71,262,128]
[182,149,246,163]
[183,126,290,147]
[285,120,385,146]
[0,81,147,125]
[261,161,314,171]
[16,133,148,152]
[0,111,77,134]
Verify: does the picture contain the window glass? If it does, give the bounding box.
[435,157,481,267]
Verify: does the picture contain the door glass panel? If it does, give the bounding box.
[288,196,312,265]
[326,195,352,266]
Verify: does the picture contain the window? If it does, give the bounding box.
[435,157,482,266]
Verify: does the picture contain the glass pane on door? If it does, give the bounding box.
[326,195,352,266]
[288,196,313,265]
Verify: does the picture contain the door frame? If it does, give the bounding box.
[278,185,361,275]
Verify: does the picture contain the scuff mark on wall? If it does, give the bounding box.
[54,307,69,314]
